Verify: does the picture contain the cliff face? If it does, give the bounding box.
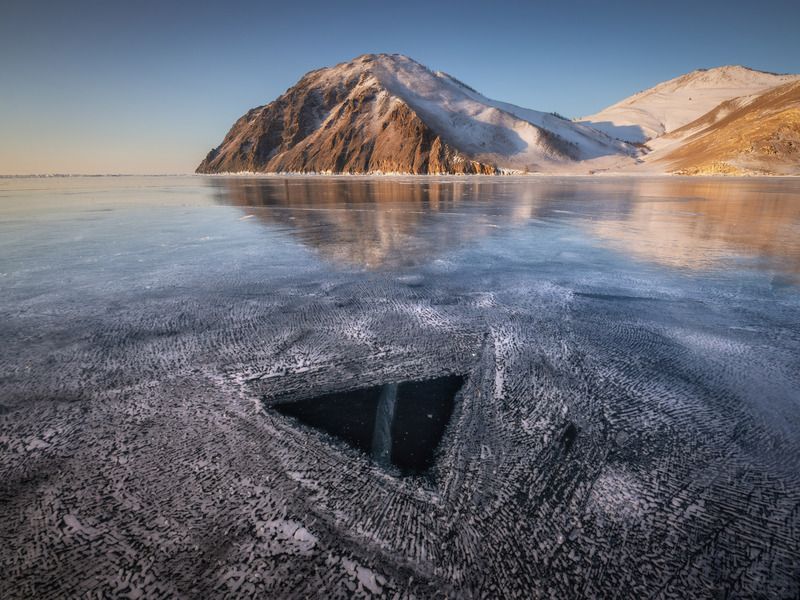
[197,68,496,174]
[197,54,630,175]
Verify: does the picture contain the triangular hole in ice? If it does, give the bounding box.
[272,375,464,476]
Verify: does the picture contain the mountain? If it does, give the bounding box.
[650,80,800,175]
[197,54,632,175]
[579,66,800,143]
[198,57,800,176]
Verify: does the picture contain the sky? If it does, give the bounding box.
[1,0,799,174]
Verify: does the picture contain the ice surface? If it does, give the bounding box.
[1,175,799,597]
[371,382,397,468]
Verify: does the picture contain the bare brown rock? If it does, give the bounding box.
[197,56,499,175]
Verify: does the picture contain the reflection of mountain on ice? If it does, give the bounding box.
[210,177,800,275]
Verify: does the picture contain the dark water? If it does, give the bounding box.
[271,375,463,476]
[1,175,799,598]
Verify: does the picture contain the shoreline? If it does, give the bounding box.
[5,172,798,180]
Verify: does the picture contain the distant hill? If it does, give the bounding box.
[579,65,799,143]
[653,80,800,175]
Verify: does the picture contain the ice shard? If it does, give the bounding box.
[371,383,398,468]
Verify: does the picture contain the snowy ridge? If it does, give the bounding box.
[318,54,633,168]
[434,70,630,159]
[579,65,800,143]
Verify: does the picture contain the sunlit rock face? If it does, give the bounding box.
[196,55,498,175]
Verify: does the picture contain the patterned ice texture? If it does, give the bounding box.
[1,175,799,598]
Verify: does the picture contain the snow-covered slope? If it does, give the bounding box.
[579,66,800,143]
[376,60,632,163]
[198,54,633,175]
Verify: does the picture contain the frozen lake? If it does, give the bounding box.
[1,175,799,597]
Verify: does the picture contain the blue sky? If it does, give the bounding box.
[1,0,798,174]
